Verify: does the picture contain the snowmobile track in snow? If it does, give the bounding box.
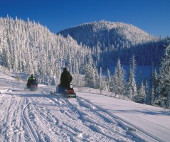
[0,84,168,142]
[22,98,39,142]
[76,94,164,142]
[39,91,132,141]
[43,90,161,141]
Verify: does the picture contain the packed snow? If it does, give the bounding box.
[0,70,170,142]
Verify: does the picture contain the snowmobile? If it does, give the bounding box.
[27,80,38,91]
[56,83,76,98]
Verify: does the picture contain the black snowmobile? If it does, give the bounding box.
[27,75,38,91]
[56,83,76,98]
[53,67,76,98]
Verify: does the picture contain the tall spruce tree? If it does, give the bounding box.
[99,67,105,91]
[84,55,95,88]
[135,81,146,103]
[127,55,137,99]
[144,80,149,104]
[150,69,158,105]
[112,59,126,95]
[156,43,170,108]
[106,68,111,91]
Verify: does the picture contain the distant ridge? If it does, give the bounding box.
[58,20,157,49]
[58,20,165,68]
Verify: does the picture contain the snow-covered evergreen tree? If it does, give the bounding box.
[144,80,149,104]
[93,66,100,89]
[111,59,126,95]
[150,69,158,105]
[99,67,105,91]
[127,55,137,99]
[84,55,96,88]
[135,81,146,103]
[105,68,111,91]
[126,86,133,100]
[156,43,170,108]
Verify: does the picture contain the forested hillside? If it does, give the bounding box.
[58,21,167,68]
[0,16,90,84]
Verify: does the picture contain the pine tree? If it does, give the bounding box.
[93,66,99,89]
[112,59,126,95]
[106,68,111,91]
[127,55,137,99]
[144,80,150,104]
[156,43,170,108]
[127,86,133,99]
[150,69,158,105]
[99,67,104,91]
[135,81,146,103]
[84,55,95,88]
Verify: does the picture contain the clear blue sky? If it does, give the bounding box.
[0,0,169,37]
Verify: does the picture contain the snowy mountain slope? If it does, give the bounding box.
[0,71,170,142]
[0,17,90,83]
[58,20,165,68]
[58,20,157,48]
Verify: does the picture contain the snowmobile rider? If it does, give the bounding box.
[60,68,72,89]
[27,74,37,87]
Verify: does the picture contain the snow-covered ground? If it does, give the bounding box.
[0,70,170,142]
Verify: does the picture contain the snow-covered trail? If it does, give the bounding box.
[0,87,143,142]
[0,71,170,142]
[78,92,170,142]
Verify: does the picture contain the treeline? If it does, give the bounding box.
[84,41,170,108]
[0,16,90,84]
[92,39,168,68]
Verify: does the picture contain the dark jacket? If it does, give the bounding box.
[60,70,72,88]
[27,76,37,86]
